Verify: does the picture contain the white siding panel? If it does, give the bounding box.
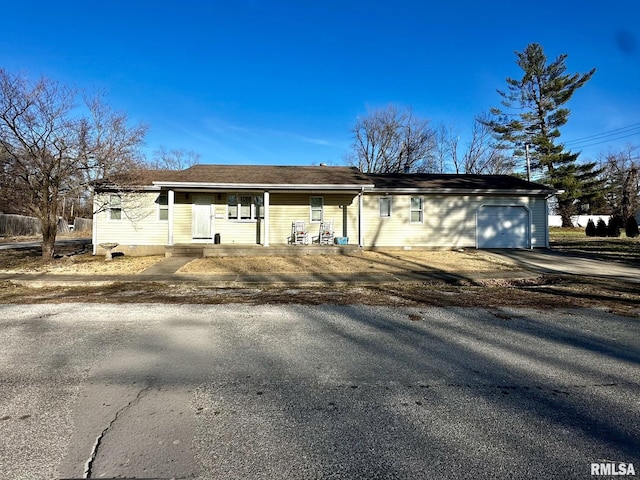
[95,191,549,249]
[268,193,357,245]
[95,192,168,246]
[361,193,548,248]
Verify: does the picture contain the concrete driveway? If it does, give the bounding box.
[1,303,639,479]
[486,249,639,283]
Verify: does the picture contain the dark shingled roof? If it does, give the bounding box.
[96,165,555,193]
[366,173,554,192]
[153,164,373,185]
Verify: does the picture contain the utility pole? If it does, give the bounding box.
[525,143,531,182]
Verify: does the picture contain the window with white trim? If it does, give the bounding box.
[157,193,168,221]
[310,197,323,223]
[227,194,264,220]
[379,197,392,218]
[109,195,122,220]
[410,196,423,224]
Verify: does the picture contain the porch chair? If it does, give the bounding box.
[291,220,309,245]
[318,220,334,245]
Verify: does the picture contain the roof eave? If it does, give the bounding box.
[365,187,556,195]
[152,181,374,190]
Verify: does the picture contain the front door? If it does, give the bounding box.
[192,197,212,240]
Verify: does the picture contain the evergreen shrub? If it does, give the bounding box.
[595,218,608,237]
[626,216,639,238]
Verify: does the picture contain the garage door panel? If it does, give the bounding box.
[477,206,529,249]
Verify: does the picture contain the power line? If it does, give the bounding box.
[566,131,640,150]
[564,122,640,144]
[563,122,640,149]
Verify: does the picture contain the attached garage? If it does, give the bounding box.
[476,205,530,249]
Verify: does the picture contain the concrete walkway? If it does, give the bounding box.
[138,256,195,275]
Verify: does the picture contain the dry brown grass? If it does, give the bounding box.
[0,244,517,276]
[0,250,163,275]
[178,250,518,275]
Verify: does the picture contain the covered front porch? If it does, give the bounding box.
[160,188,364,248]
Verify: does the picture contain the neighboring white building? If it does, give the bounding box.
[548,215,611,228]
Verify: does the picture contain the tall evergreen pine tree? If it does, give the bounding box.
[486,43,599,227]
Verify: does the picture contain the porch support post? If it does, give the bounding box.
[168,189,175,246]
[358,188,364,247]
[263,190,270,247]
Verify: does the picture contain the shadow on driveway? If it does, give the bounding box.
[485,249,639,283]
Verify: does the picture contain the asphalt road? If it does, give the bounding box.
[0,238,91,251]
[1,303,639,479]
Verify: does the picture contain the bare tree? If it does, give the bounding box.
[0,70,147,259]
[460,115,515,175]
[597,145,639,223]
[432,124,458,174]
[150,145,201,170]
[431,116,514,175]
[346,105,436,173]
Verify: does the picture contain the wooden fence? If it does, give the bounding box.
[0,214,92,236]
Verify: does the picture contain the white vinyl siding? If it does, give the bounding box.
[361,194,547,248]
[266,193,356,245]
[95,189,548,250]
[95,192,168,245]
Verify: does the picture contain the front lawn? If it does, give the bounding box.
[549,227,640,266]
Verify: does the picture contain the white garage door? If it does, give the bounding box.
[477,205,530,249]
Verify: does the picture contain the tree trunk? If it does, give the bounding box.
[557,197,575,228]
[622,168,638,225]
[41,216,57,260]
[40,194,59,260]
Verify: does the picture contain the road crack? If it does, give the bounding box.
[83,385,150,479]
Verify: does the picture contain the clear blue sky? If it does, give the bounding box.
[2,1,639,168]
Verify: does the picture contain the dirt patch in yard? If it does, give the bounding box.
[0,247,516,276]
[178,250,518,275]
[0,249,163,274]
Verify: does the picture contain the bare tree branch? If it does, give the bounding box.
[347,105,437,173]
[0,69,147,259]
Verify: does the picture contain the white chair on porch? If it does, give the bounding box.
[291,220,309,245]
[318,220,334,245]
